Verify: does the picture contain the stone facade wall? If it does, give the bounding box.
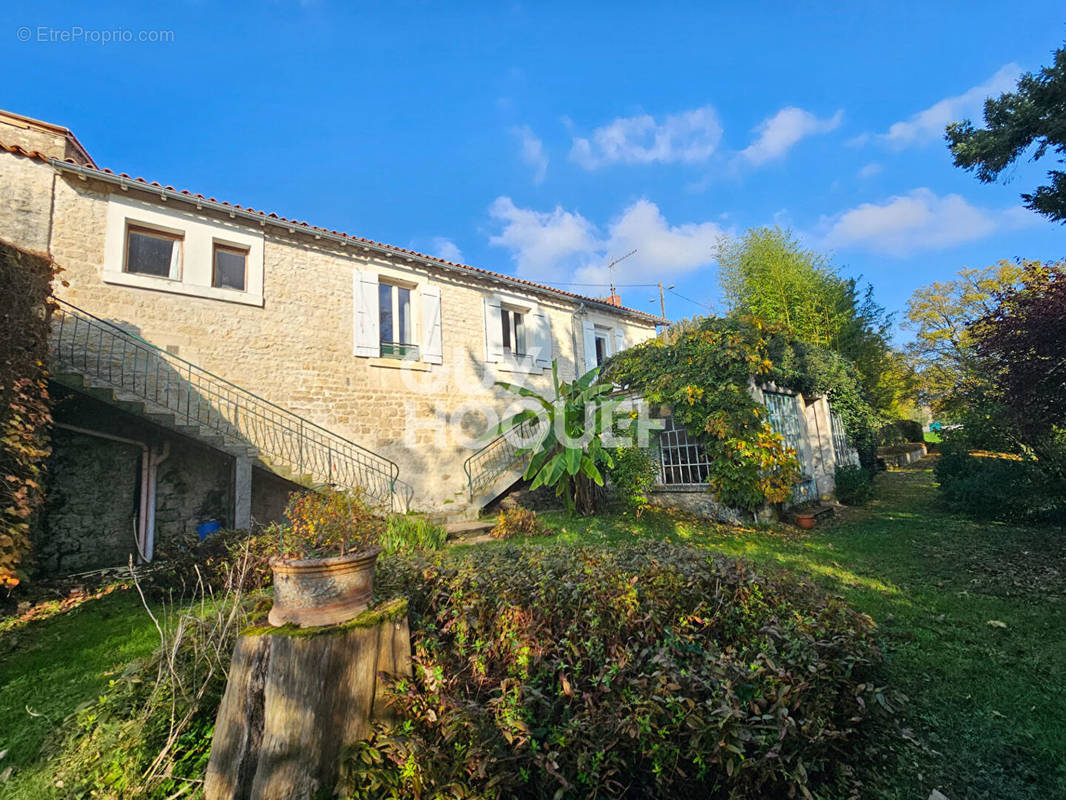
[37,428,140,574]
[0,152,54,253]
[36,388,236,575]
[2,156,657,512]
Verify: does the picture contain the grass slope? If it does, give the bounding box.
[0,590,158,793]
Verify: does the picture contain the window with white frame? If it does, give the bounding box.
[501,305,526,357]
[379,281,417,359]
[103,195,264,306]
[655,417,712,486]
[353,270,443,364]
[581,319,626,372]
[484,295,551,370]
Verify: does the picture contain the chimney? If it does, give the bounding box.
[606,291,622,307]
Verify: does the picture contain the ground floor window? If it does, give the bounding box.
[655,417,711,486]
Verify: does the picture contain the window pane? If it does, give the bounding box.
[501,309,511,353]
[379,283,393,343]
[595,335,607,366]
[127,230,177,277]
[213,247,246,290]
[397,286,412,344]
[513,312,524,355]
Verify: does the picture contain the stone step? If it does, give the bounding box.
[444,519,495,540]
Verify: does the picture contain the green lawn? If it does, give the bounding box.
[2,461,1063,798]
[0,590,159,793]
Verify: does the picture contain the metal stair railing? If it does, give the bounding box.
[50,299,399,508]
[462,416,544,502]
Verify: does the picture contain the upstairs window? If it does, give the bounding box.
[212,243,248,291]
[125,225,182,279]
[501,307,526,357]
[379,281,418,359]
[594,326,610,366]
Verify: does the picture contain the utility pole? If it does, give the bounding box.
[658,282,666,320]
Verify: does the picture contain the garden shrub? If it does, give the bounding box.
[1,242,58,589]
[490,506,552,539]
[607,445,657,513]
[380,513,447,555]
[935,440,1066,525]
[149,526,276,595]
[271,488,385,559]
[347,542,884,799]
[878,419,924,445]
[835,464,874,505]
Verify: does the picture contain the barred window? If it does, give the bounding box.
[656,417,711,486]
[830,409,859,466]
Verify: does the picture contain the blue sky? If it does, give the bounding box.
[4,2,1065,333]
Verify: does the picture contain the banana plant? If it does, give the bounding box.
[496,362,620,514]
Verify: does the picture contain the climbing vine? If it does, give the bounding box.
[606,316,878,510]
[1,242,58,589]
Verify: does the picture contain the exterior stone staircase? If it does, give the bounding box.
[50,300,401,510]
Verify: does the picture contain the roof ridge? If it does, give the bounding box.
[0,137,663,321]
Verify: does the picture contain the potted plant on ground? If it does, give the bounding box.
[266,488,385,628]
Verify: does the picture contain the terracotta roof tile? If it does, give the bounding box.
[0,140,664,321]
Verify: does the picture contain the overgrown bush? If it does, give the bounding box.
[935,439,1066,525]
[347,542,884,799]
[607,445,657,514]
[149,527,275,595]
[1,242,58,589]
[380,514,447,555]
[835,465,874,505]
[270,488,385,559]
[490,506,552,539]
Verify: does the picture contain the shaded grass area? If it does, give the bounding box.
[0,590,159,791]
[493,462,1066,800]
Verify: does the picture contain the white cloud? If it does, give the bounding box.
[487,197,599,276]
[488,196,723,284]
[570,106,722,169]
[874,63,1021,149]
[857,161,882,179]
[739,107,843,165]
[430,237,464,263]
[820,188,1035,256]
[511,125,548,184]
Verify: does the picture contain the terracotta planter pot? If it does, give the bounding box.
[268,547,381,628]
[794,513,816,530]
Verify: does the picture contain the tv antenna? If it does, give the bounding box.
[605,249,637,295]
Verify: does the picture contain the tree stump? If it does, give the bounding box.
[204,598,411,800]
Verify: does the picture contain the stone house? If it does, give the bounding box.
[0,109,662,572]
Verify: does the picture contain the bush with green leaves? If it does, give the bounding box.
[497,364,618,515]
[835,465,874,506]
[345,542,885,799]
[935,439,1066,525]
[607,445,657,514]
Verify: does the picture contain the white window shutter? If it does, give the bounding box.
[353,270,380,358]
[421,285,443,365]
[484,296,504,362]
[532,310,552,368]
[613,327,626,356]
[582,319,597,373]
